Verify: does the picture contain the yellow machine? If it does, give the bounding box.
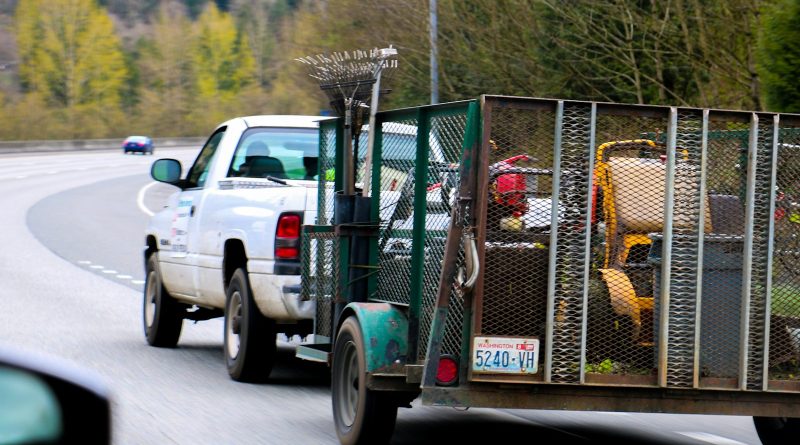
[593,139,708,346]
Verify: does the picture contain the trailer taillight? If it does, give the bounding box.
[275,214,301,260]
[436,355,459,386]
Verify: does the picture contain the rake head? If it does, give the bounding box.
[296,46,398,117]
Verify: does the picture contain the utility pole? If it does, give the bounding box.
[430,0,439,104]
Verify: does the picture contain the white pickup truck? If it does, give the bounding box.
[143,115,329,382]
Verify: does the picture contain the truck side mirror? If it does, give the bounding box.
[151,159,183,185]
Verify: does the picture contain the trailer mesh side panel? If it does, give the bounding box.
[317,121,338,225]
[301,230,338,340]
[585,111,668,377]
[479,103,555,344]
[373,118,420,306]
[771,125,800,384]
[418,113,468,359]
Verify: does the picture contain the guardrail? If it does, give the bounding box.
[0,137,206,154]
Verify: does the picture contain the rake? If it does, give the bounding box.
[296,46,398,196]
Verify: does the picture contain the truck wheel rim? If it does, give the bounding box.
[226,292,242,359]
[145,271,157,328]
[336,340,359,427]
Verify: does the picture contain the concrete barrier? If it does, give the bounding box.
[0,137,206,154]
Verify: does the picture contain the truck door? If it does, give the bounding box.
[160,128,226,299]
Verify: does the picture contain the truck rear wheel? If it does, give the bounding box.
[143,254,183,347]
[224,268,276,382]
[332,316,397,445]
[754,416,800,444]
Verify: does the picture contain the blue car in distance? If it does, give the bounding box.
[123,136,154,155]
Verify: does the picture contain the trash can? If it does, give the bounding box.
[649,234,744,377]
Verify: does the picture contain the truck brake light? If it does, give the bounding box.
[275,214,301,260]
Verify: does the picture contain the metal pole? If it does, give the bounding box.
[658,107,678,388]
[579,103,598,384]
[343,102,354,196]
[362,73,382,198]
[430,0,439,104]
[740,113,759,390]
[762,115,780,390]
[693,109,709,388]
[544,101,564,383]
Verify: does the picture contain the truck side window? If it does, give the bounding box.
[186,128,226,188]
[227,127,318,180]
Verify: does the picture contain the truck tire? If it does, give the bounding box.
[224,268,276,382]
[754,416,800,444]
[143,254,183,347]
[332,316,398,445]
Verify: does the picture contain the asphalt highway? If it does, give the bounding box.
[0,148,763,444]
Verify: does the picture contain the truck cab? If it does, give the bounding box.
[143,115,330,382]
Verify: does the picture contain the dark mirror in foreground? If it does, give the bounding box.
[0,346,111,444]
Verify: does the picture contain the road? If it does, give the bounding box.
[0,149,763,444]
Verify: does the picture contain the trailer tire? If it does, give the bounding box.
[224,268,276,382]
[143,254,184,347]
[754,416,800,444]
[332,316,398,445]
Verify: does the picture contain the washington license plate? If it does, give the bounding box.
[472,336,539,375]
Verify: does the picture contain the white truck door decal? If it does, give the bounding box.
[170,197,193,258]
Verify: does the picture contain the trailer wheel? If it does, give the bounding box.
[332,316,397,445]
[224,268,276,382]
[143,254,184,347]
[754,416,800,444]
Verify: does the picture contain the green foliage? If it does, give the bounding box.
[2,0,799,141]
[193,3,256,100]
[15,0,128,137]
[758,0,800,112]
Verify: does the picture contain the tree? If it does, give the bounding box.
[191,2,257,126]
[758,0,800,112]
[15,0,128,137]
[135,3,197,136]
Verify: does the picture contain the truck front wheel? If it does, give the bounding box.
[754,416,800,444]
[143,254,184,347]
[224,268,277,382]
[332,316,398,445]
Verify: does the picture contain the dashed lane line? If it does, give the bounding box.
[77,260,143,286]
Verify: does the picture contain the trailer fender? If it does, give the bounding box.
[341,303,409,373]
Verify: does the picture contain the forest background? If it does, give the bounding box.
[0,0,797,140]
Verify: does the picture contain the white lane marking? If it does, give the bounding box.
[102,270,117,274]
[117,275,132,279]
[90,265,104,269]
[137,181,158,217]
[131,280,145,285]
[676,432,749,445]
[78,260,92,265]
[596,412,631,416]
[16,175,28,179]
[47,171,57,174]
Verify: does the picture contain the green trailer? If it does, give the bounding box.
[296,95,800,445]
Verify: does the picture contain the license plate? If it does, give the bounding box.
[472,336,539,375]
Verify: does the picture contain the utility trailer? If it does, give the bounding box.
[296,95,800,445]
